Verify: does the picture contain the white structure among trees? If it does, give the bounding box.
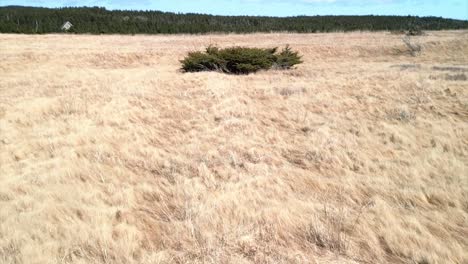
[61,21,73,31]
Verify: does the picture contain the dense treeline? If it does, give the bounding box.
[1,6,467,34]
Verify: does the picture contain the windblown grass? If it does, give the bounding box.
[0,31,467,264]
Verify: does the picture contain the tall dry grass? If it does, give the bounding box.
[0,31,467,264]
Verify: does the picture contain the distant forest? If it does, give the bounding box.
[1,6,467,34]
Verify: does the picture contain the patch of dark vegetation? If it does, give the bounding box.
[391,64,421,70]
[445,74,467,81]
[405,20,424,36]
[432,66,468,72]
[417,257,431,264]
[390,30,406,35]
[181,45,302,74]
[387,107,415,122]
[277,87,306,97]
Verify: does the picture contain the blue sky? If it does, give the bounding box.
[1,0,467,20]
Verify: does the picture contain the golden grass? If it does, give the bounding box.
[0,31,467,264]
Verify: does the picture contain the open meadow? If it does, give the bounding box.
[0,31,467,263]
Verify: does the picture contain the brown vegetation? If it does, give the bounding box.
[0,31,467,264]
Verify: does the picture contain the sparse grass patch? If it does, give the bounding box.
[387,106,415,122]
[402,35,422,57]
[306,206,349,253]
[305,201,374,255]
[181,45,302,74]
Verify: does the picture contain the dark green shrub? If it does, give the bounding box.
[181,45,302,74]
[180,51,225,72]
[274,45,303,70]
[219,47,277,74]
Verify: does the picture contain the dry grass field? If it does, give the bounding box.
[0,31,467,264]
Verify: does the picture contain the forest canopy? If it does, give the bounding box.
[1,6,467,34]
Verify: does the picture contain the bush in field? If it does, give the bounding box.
[406,27,423,36]
[180,50,225,72]
[181,45,302,74]
[402,35,421,56]
[274,45,303,69]
[406,19,423,36]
